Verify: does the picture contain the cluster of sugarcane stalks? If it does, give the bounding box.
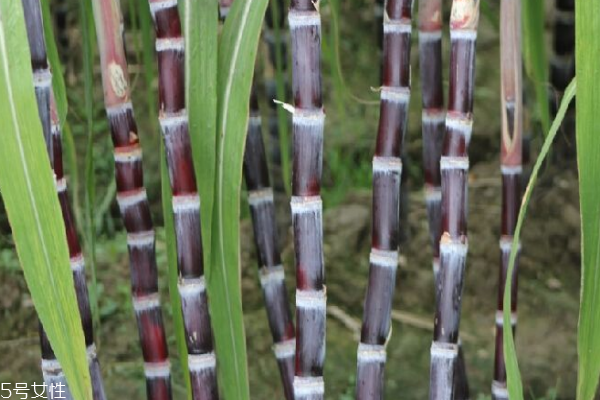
[22,0,106,398]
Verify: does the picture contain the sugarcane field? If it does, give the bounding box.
[0,0,596,399]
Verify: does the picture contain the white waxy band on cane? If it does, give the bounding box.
[425,187,442,202]
[492,381,509,399]
[159,110,188,130]
[144,360,171,378]
[381,86,410,103]
[188,353,217,372]
[554,9,574,24]
[383,20,412,34]
[419,30,442,42]
[446,114,473,142]
[149,0,178,15]
[291,196,322,214]
[41,358,64,374]
[440,241,468,257]
[70,254,85,272]
[273,339,296,360]
[501,165,523,175]
[296,289,326,310]
[373,156,402,174]
[156,37,184,52]
[128,230,155,247]
[33,69,52,88]
[495,310,517,326]
[259,265,286,288]
[117,189,147,210]
[56,177,67,193]
[106,101,133,116]
[450,29,478,41]
[293,109,325,127]
[369,249,398,270]
[172,194,201,213]
[115,147,143,163]
[499,237,521,252]
[248,188,274,206]
[430,341,459,359]
[288,11,320,29]
[248,115,262,127]
[422,109,446,124]
[357,343,387,363]
[133,293,161,312]
[178,277,206,297]
[551,54,573,68]
[87,344,98,360]
[440,156,469,170]
[294,376,325,397]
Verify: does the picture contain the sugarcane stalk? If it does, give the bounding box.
[22,1,106,398]
[492,0,522,398]
[418,1,470,398]
[147,0,219,398]
[429,1,479,399]
[92,1,172,398]
[243,89,296,400]
[551,0,574,95]
[288,0,327,397]
[355,1,412,398]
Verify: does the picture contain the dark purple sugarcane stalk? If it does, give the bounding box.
[22,1,106,398]
[92,1,172,399]
[492,0,522,398]
[418,1,470,398]
[243,89,296,400]
[550,0,574,95]
[429,1,479,399]
[288,0,326,397]
[147,1,219,399]
[355,1,412,398]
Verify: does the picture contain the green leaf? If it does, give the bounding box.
[40,0,67,125]
[522,0,550,137]
[138,0,157,122]
[503,79,576,400]
[209,0,268,396]
[183,0,218,284]
[0,1,91,399]
[161,143,192,400]
[576,3,600,399]
[80,0,100,333]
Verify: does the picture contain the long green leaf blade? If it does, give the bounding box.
[0,1,91,398]
[522,0,550,137]
[183,0,218,284]
[210,0,268,397]
[504,79,576,400]
[576,2,600,398]
[40,0,67,124]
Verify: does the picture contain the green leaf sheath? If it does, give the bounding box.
[522,0,550,137]
[503,79,576,400]
[576,3,600,399]
[209,0,269,397]
[40,0,68,125]
[0,1,91,399]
